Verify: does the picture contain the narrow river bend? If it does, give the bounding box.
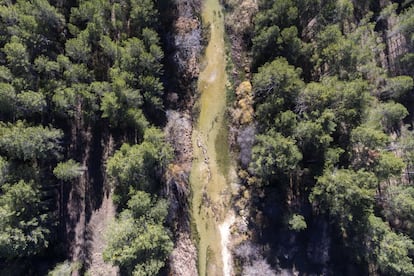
[190,0,234,275]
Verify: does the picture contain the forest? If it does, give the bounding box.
[0,0,172,275]
[0,0,412,275]
[229,0,414,274]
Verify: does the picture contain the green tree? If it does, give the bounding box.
[0,121,62,161]
[380,76,413,100]
[0,180,50,257]
[0,82,16,118]
[4,0,65,58]
[298,77,371,135]
[129,0,158,36]
[251,130,302,183]
[53,83,98,120]
[107,128,173,206]
[273,110,298,137]
[310,169,377,231]
[3,36,30,78]
[374,152,405,182]
[125,108,149,137]
[16,91,46,117]
[103,191,173,276]
[100,91,121,126]
[350,125,389,170]
[53,159,83,181]
[252,0,299,67]
[65,32,91,64]
[367,215,414,276]
[383,185,414,237]
[253,58,304,128]
[251,25,280,67]
[294,110,336,155]
[0,156,8,185]
[335,0,353,30]
[399,127,414,183]
[398,6,414,75]
[120,36,163,78]
[288,214,307,231]
[378,102,408,133]
[313,20,384,81]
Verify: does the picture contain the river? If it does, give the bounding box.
[190,0,234,275]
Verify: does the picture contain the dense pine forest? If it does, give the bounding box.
[0,0,413,275]
[0,0,173,275]
[227,0,414,275]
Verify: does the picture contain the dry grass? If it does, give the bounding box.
[232,81,254,125]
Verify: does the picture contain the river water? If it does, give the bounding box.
[190,0,234,275]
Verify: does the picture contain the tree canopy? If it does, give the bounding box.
[103,191,173,276]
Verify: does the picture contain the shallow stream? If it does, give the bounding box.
[189,0,234,275]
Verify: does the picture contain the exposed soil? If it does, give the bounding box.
[86,192,118,276]
[64,107,118,275]
[65,105,90,272]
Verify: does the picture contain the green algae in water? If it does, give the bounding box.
[189,0,232,274]
[215,116,230,177]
